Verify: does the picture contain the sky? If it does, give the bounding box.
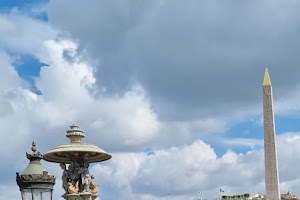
[1,1,300,200]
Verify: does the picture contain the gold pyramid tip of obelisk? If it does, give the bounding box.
[263,68,271,86]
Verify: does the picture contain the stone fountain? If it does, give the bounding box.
[43,125,111,200]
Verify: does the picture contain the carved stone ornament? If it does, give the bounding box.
[281,191,299,200]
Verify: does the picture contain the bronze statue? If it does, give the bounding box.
[60,163,69,193]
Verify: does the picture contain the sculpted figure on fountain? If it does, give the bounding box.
[60,159,94,195]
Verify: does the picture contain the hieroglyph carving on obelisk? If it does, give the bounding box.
[263,68,281,200]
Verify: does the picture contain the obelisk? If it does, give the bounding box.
[263,68,281,200]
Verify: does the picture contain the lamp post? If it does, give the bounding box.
[16,141,56,200]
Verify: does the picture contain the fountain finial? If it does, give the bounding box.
[66,124,85,143]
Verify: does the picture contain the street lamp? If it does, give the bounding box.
[16,141,56,200]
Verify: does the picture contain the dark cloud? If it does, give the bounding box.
[48,0,300,120]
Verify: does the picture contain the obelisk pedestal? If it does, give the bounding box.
[263,68,281,200]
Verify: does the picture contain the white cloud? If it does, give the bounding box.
[29,39,161,149]
[223,138,263,149]
[0,16,16,32]
[89,140,261,200]
[88,132,300,200]
[0,13,58,55]
[0,51,23,90]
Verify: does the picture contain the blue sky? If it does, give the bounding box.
[0,0,48,20]
[14,54,46,94]
[1,1,300,200]
[0,0,43,9]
